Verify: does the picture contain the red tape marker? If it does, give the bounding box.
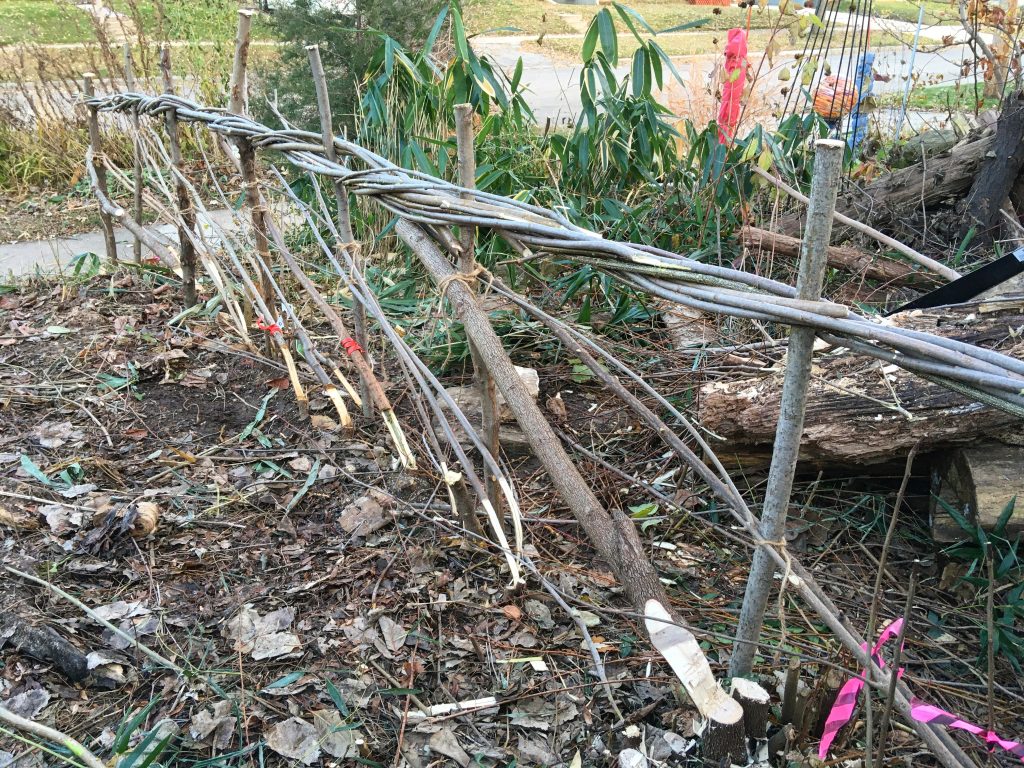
[256,317,282,334]
[819,619,904,758]
[341,337,363,356]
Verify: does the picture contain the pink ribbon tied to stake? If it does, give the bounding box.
[819,619,1024,761]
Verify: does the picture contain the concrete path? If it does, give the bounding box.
[0,209,237,278]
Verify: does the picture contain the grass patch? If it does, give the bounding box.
[0,0,271,45]
[871,0,952,24]
[878,80,1003,110]
[532,24,906,60]
[463,0,787,37]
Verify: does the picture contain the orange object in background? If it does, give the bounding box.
[813,76,856,121]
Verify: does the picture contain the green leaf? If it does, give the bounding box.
[114,698,163,756]
[613,3,656,37]
[994,496,1017,536]
[657,18,711,34]
[422,5,449,55]
[511,57,523,91]
[581,15,599,62]
[596,10,618,66]
[285,459,321,514]
[324,677,350,716]
[631,48,646,98]
[266,671,305,689]
[238,390,275,442]
[46,325,75,335]
[19,455,54,487]
[451,6,470,62]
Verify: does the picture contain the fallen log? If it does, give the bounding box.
[0,609,89,682]
[697,297,1024,465]
[778,129,995,236]
[740,225,927,286]
[959,92,1024,248]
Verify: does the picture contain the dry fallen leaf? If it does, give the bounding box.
[338,493,389,536]
[502,604,523,621]
[0,504,37,530]
[265,718,319,765]
[311,414,339,431]
[378,615,407,654]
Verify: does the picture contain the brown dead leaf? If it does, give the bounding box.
[123,428,148,441]
[266,376,291,390]
[311,414,339,431]
[502,604,523,621]
[0,504,37,530]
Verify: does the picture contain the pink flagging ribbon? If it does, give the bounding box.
[716,28,748,144]
[911,698,1024,761]
[818,619,905,758]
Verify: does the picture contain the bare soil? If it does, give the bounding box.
[0,274,1019,768]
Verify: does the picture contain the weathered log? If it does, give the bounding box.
[0,610,89,682]
[960,92,1024,248]
[740,225,925,286]
[697,297,1024,465]
[932,442,1024,541]
[780,130,995,236]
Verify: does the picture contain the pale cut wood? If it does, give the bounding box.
[933,442,1024,542]
[698,298,1024,465]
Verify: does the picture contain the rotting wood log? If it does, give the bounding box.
[396,219,746,763]
[932,442,1024,541]
[0,610,88,682]
[741,225,927,286]
[959,91,1024,249]
[779,129,995,236]
[697,297,1024,465]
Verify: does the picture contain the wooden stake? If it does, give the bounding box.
[160,46,198,307]
[730,139,845,679]
[229,10,254,116]
[454,102,502,517]
[228,11,273,321]
[306,44,372,417]
[83,73,118,265]
[397,218,741,760]
[123,44,143,264]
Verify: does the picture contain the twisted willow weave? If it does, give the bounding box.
[89,92,1024,415]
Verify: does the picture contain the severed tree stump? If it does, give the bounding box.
[697,297,1024,466]
[932,442,1024,541]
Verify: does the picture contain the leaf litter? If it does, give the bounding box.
[0,273,1019,768]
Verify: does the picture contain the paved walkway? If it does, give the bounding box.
[0,209,237,277]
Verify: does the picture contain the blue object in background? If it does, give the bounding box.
[847,51,875,152]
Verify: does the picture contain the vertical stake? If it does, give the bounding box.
[160,46,198,308]
[307,44,372,417]
[729,139,845,679]
[454,102,501,514]
[83,73,118,265]
[123,43,143,264]
[229,9,274,329]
